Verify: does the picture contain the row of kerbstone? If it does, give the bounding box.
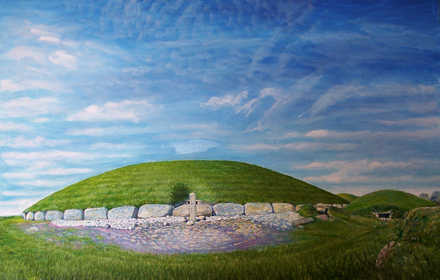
[23,202,346,221]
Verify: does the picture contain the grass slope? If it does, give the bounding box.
[337,193,358,202]
[26,160,348,212]
[344,190,437,218]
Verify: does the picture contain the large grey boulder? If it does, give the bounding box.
[272,203,295,213]
[419,193,430,200]
[108,206,138,219]
[431,191,440,203]
[172,204,213,217]
[244,203,273,215]
[22,213,26,220]
[34,211,46,221]
[25,212,35,221]
[137,204,173,218]
[64,209,84,220]
[84,207,108,220]
[46,210,64,221]
[213,203,244,216]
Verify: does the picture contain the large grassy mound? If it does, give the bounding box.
[337,193,358,202]
[343,190,437,218]
[25,160,348,212]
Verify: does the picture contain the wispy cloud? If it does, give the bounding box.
[164,139,219,154]
[1,136,69,148]
[6,46,47,63]
[48,50,77,69]
[0,122,32,131]
[66,100,154,122]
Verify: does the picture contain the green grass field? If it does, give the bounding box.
[336,193,358,202]
[25,160,348,212]
[343,190,437,218]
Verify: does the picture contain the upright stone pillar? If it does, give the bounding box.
[189,193,197,222]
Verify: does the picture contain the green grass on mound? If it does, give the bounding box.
[25,160,348,212]
[337,193,358,202]
[344,190,437,218]
[397,207,440,246]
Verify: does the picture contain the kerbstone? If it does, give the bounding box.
[25,212,35,221]
[272,203,295,213]
[22,213,26,220]
[213,203,244,216]
[172,204,213,217]
[64,209,84,220]
[138,204,174,218]
[84,207,108,220]
[245,203,273,215]
[35,211,46,221]
[108,206,138,219]
[46,210,64,221]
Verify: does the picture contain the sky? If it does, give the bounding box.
[0,0,439,216]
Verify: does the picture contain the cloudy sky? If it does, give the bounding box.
[0,0,439,216]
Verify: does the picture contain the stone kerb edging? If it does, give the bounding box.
[22,202,348,221]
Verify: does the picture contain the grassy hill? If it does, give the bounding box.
[343,190,437,218]
[25,160,348,212]
[337,193,358,202]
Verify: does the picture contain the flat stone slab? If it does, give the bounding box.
[172,204,213,217]
[84,207,108,220]
[64,209,84,220]
[46,210,64,221]
[35,211,46,221]
[272,203,295,213]
[138,204,173,218]
[108,206,138,219]
[26,212,35,221]
[213,203,244,216]
[245,203,273,215]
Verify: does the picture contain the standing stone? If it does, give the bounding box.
[84,207,108,220]
[25,212,35,221]
[34,211,46,221]
[137,204,174,218]
[108,206,138,219]
[64,209,84,220]
[244,203,273,215]
[46,210,64,221]
[213,203,244,216]
[272,203,295,213]
[22,213,27,220]
[189,193,197,222]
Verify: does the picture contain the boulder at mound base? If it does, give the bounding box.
[213,203,244,216]
[272,203,295,213]
[108,206,138,219]
[173,204,213,217]
[245,203,273,215]
[34,211,46,221]
[22,213,26,220]
[26,212,35,221]
[137,204,174,218]
[84,207,108,220]
[45,210,64,221]
[64,209,84,220]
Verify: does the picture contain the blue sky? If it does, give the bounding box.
[0,0,439,215]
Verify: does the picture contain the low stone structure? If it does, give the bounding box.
[64,209,84,220]
[213,203,244,216]
[108,206,138,219]
[244,203,273,215]
[35,211,46,221]
[272,203,295,213]
[46,210,64,221]
[84,207,108,220]
[137,204,173,218]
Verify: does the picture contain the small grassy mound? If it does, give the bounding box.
[25,160,348,212]
[337,193,358,202]
[343,190,437,218]
[397,207,440,246]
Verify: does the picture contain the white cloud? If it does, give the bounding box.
[303,128,440,140]
[6,46,46,63]
[68,128,104,136]
[33,118,48,123]
[39,36,61,44]
[2,191,49,197]
[376,117,440,128]
[0,80,63,92]
[202,91,248,108]
[48,50,77,69]
[3,172,35,179]
[166,139,219,154]
[17,179,71,187]
[66,100,153,122]
[0,122,32,131]
[229,142,354,151]
[0,199,39,216]
[1,150,94,162]
[0,97,58,118]
[2,136,69,148]
[39,168,93,175]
